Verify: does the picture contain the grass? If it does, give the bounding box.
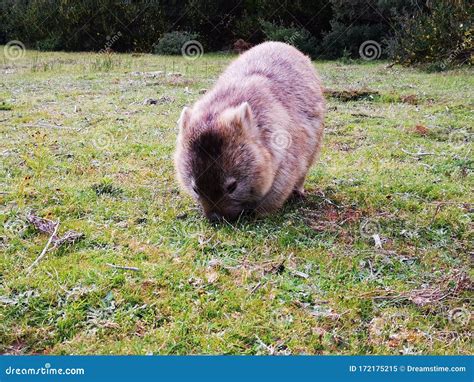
[0,48,472,355]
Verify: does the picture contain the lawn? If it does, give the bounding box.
[0,48,472,355]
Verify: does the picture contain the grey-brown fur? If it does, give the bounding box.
[174,41,325,221]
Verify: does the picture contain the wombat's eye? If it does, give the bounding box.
[226,180,237,194]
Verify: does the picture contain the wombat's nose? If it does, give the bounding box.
[207,212,222,223]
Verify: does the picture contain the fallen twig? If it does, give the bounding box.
[255,335,274,355]
[290,270,310,279]
[106,263,141,272]
[249,281,263,294]
[401,148,436,157]
[24,123,77,131]
[26,219,60,274]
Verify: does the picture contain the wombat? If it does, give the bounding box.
[174,41,325,221]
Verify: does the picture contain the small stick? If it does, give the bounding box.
[291,270,310,279]
[249,281,263,294]
[431,202,445,224]
[26,220,60,274]
[24,123,76,130]
[106,263,140,272]
[401,148,436,157]
[255,335,274,355]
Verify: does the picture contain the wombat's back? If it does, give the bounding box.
[218,42,325,121]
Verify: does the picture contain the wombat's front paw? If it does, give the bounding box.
[289,189,306,202]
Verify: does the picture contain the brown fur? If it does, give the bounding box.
[174,42,325,221]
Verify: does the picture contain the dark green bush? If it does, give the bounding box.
[0,0,332,54]
[260,20,318,58]
[0,0,167,52]
[388,0,473,67]
[319,21,386,59]
[0,0,471,68]
[233,13,263,44]
[318,0,418,59]
[35,37,62,52]
[153,31,200,55]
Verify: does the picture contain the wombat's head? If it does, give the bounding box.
[175,102,274,222]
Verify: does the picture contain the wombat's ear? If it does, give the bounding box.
[235,102,253,128]
[178,106,192,131]
[221,102,254,132]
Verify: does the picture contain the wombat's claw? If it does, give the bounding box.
[290,189,306,201]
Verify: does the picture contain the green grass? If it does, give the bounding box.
[0,48,472,355]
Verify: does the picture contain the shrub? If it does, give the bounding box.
[0,0,470,68]
[260,20,318,58]
[317,0,419,59]
[153,31,200,55]
[388,0,473,67]
[0,0,166,52]
[319,20,386,59]
[233,13,263,44]
[35,37,62,52]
